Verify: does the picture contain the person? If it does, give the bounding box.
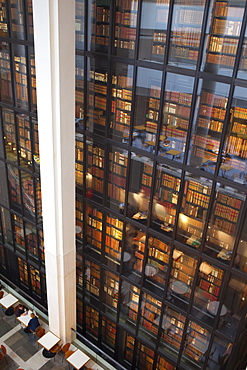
[15,303,27,317]
[24,312,40,333]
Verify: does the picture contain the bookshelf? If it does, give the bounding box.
[75,54,84,118]
[76,197,83,238]
[110,69,133,142]
[168,0,205,68]
[86,305,99,338]
[17,114,32,164]
[86,143,105,203]
[170,250,196,297]
[14,215,25,254]
[238,25,247,78]
[107,149,128,210]
[203,1,245,76]
[101,315,116,350]
[136,342,155,370]
[3,109,17,162]
[76,250,83,289]
[85,259,101,305]
[182,321,209,363]
[13,45,28,109]
[114,0,138,58]
[0,1,8,36]
[0,43,12,104]
[103,269,119,316]
[30,52,36,112]
[38,229,45,263]
[139,293,162,338]
[30,266,41,296]
[105,214,123,268]
[7,164,21,210]
[75,0,84,50]
[75,135,83,189]
[125,334,135,363]
[152,166,181,233]
[10,0,25,39]
[86,204,103,257]
[120,283,140,324]
[90,1,110,52]
[177,177,211,247]
[194,263,223,306]
[156,355,176,370]
[18,257,28,286]
[27,0,33,38]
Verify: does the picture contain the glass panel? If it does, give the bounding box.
[0,42,13,104]
[107,146,128,213]
[169,249,197,311]
[85,260,100,308]
[188,80,229,172]
[119,282,140,332]
[87,58,107,135]
[18,257,28,286]
[139,0,169,63]
[218,274,247,340]
[86,304,99,339]
[3,109,17,163]
[237,24,247,79]
[144,236,170,296]
[128,154,153,224]
[122,224,146,284]
[101,315,116,350]
[38,229,45,263]
[76,249,83,290]
[220,86,247,184]
[168,0,205,69]
[14,215,25,255]
[89,0,110,53]
[17,114,32,168]
[0,244,6,269]
[204,184,245,263]
[86,141,105,204]
[151,163,181,235]
[1,207,13,246]
[30,48,36,112]
[177,174,212,248]
[0,1,8,37]
[102,269,119,317]
[114,0,138,58]
[7,164,21,212]
[110,63,133,142]
[0,161,9,207]
[10,0,25,39]
[27,0,33,39]
[25,222,38,261]
[85,204,102,260]
[180,321,211,368]
[159,307,185,361]
[35,177,42,224]
[76,196,83,241]
[132,67,162,153]
[136,342,155,370]
[75,135,84,189]
[207,336,233,369]
[13,44,28,110]
[21,171,35,220]
[75,55,84,120]
[156,355,176,370]
[30,266,41,296]
[76,0,84,50]
[159,73,194,162]
[237,216,247,273]
[202,0,245,77]
[192,262,224,326]
[138,292,162,344]
[33,119,40,173]
[104,214,123,271]
[124,333,135,364]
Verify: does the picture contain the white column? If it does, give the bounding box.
[32,0,76,343]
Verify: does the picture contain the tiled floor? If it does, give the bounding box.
[0,305,103,370]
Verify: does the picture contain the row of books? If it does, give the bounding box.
[199,105,226,120]
[226,135,247,158]
[185,189,210,208]
[214,2,244,17]
[197,117,223,132]
[115,11,137,26]
[206,53,235,67]
[209,36,238,54]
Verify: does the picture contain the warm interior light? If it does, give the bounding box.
[180,214,187,223]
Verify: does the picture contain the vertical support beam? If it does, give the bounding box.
[32,0,75,343]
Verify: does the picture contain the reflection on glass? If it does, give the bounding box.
[169,249,196,311]
[204,185,245,263]
[152,163,181,235]
[220,86,247,184]
[3,109,17,163]
[114,0,138,58]
[156,355,176,370]
[107,146,128,212]
[0,1,8,37]
[138,293,161,343]
[10,0,25,39]
[110,63,133,142]
[0,42,12,104]
[168,0,205,69]
[89,0,110,53]
[85,204,102,259]
[177,174,212,248]
[76,196,83,240]
[208,336,233,369]
[202,1,244,77]
[139,0,169,63]
[132,67,162,153]
[159,307,185,360]
[180,320,210,367]
[76,0,84,50]
[188,80,229,171]
[85,259,100,308]
[159,73,194,162]
[75,134,83,189]
[103,269,119,317]
[87,58,107,135]
[13,214,25,254]
[30,48,36,112]
[0,162,9,207]
[119,282,140,332]
[144,237,170,296]
[21,171,35,220]
[86,141,105,204]
[104,214,123,271]
[192,262,224,326]
[38,229,45,263]
[17,115,32,167]
[1,207,13,246]
[27,0,33,39]
[7,165,21,212]
[238,25,247,79]
[75,55,84,120]
[13,44,28,110]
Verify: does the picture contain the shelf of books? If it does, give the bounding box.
[138,293,162,339]
[159,307,186,357]
[76,295,83,327]
[110,68,133,142]
[75,0,84,50]
[107,148,128,211]
[87,68,107,135]
[145,237,170,293]
[181,321,210,364]
[14,215,25,254]
[0,43,12,104]
[101,315,117,350]
[89,0,110,53]
[38,229,45,263]
[0,1,8,37]
[85,259,101,307]
[136,342,155,370]
[18,257,29,286]
[30,266,41,296]
[114,0,138,58]
[124,334,135,363]
[103,269,119,316]
[17,114,32,164]
[139,0,169,63]
[104,214,123,269]
[203,1,245,76]
[238,24,247,79]
[205,187,245,261]
[3,109,17,162]
[131,231,146,279]
[21,172,35,219]
[13,45,29,110]
[30,51,36,112]
[76,249,83,290]
[27,0,33,39]
[156,355,176,370]
[120,283,140,325]
[189,84,229,170]
[152,165,181,234]
[86,204,103,258]
[10,0,25,39]
[76,197,83,239]
[7,164,21,211]
[85,304,99,339]
[177,176,211,248]
[75,134,83,189]
[75,54,84,119]
[168,0,205,69]
[86,142,104,203]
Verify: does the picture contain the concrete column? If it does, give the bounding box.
[32,0,76,343]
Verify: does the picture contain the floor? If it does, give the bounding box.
[0,304,104,370]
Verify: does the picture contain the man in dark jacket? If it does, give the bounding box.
[24,313,40,333]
